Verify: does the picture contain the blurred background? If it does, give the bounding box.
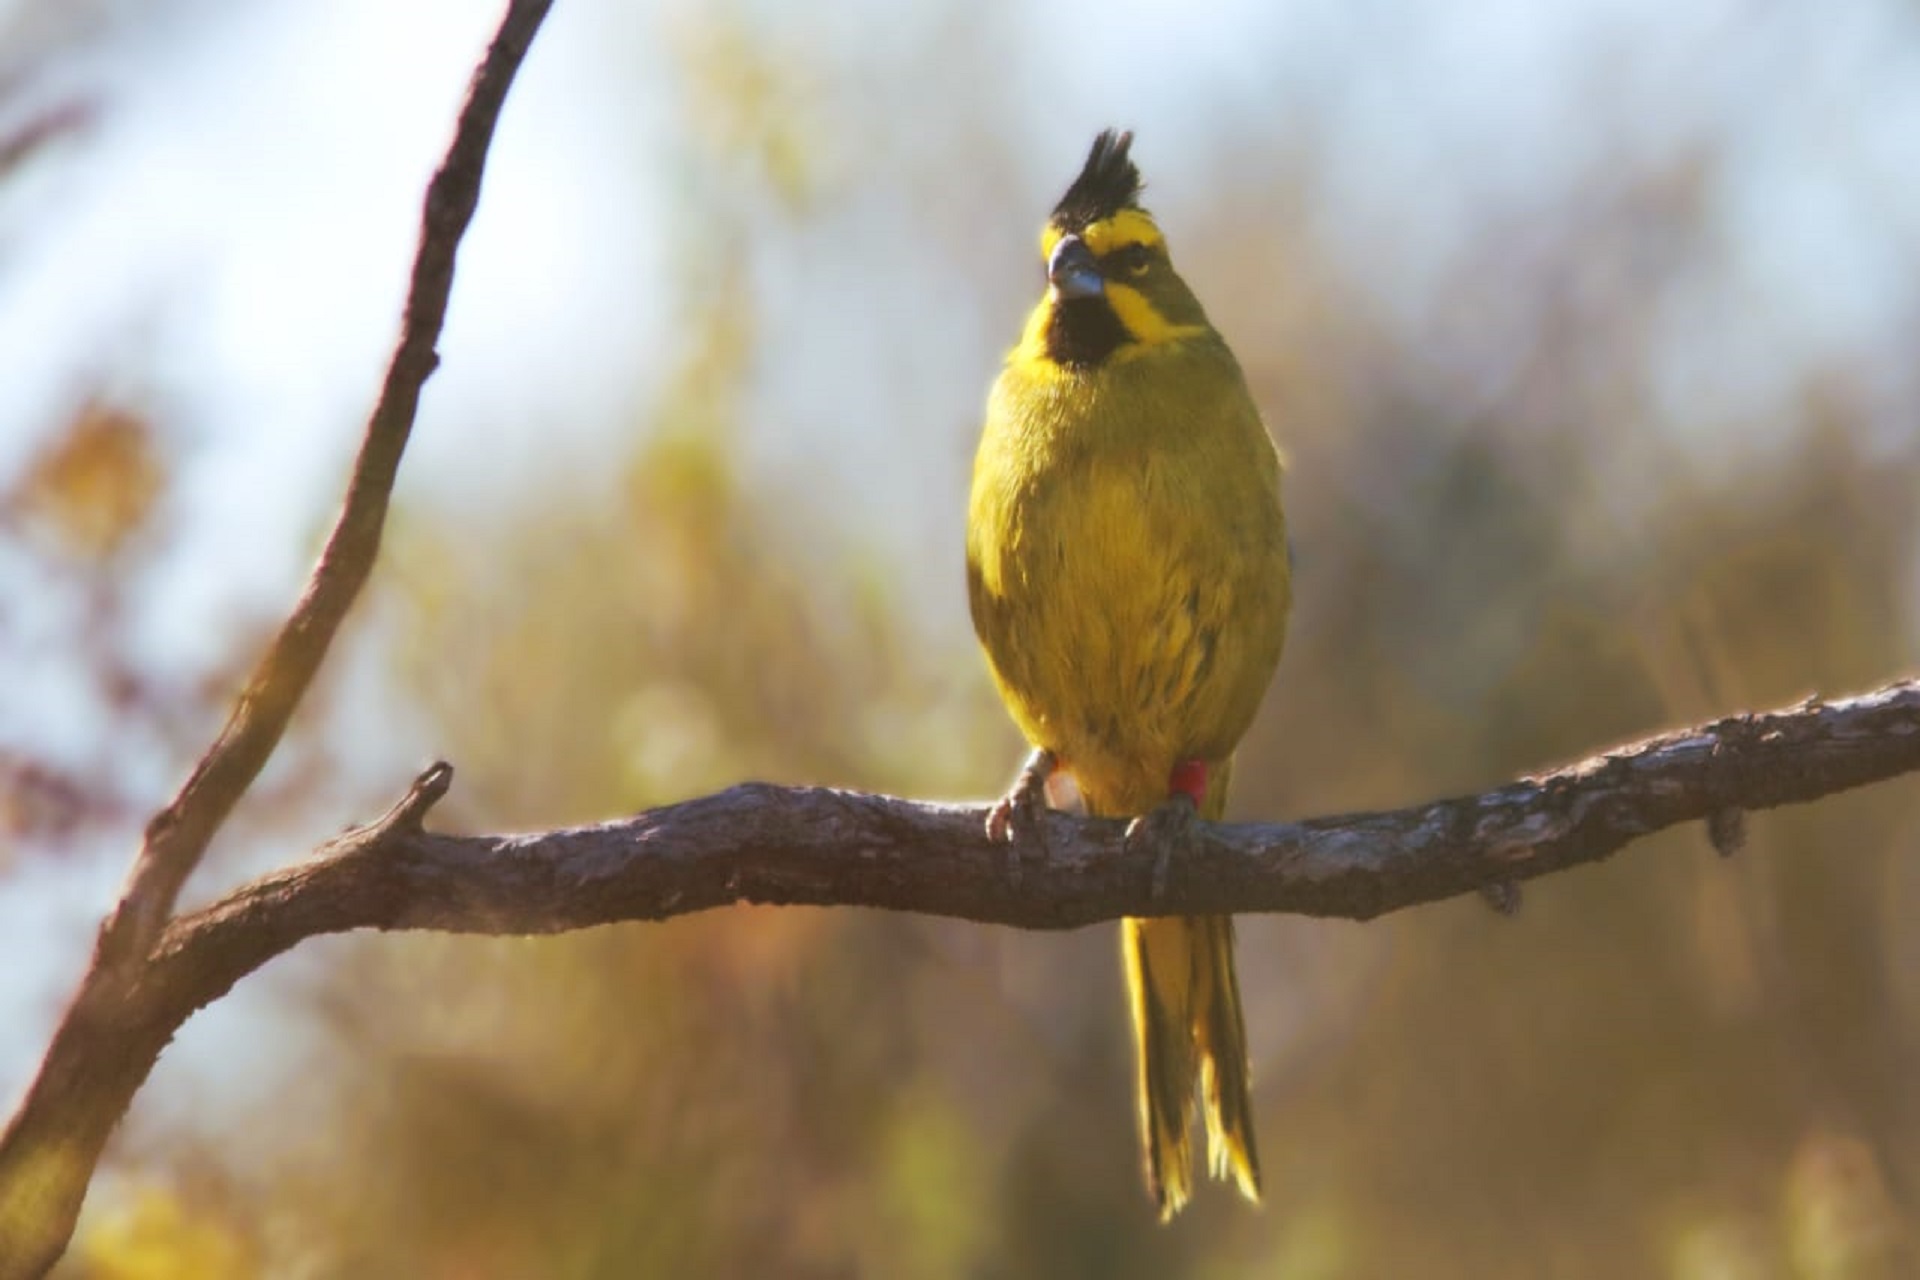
[2,0,1919,1274]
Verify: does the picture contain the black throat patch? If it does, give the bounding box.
[1045,295,1130,369]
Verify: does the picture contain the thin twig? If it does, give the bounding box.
[102,0,550,966]
[0,4,554,1275]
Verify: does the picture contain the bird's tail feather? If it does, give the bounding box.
[1123,913,1261,1219]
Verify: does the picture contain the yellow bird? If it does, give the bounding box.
[967,130,1291,1219]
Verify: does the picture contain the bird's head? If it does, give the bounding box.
[1021,130,1211,371]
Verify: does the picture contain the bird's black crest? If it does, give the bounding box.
[1050,129,1142,232]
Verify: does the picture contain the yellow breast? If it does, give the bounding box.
[965,338,1290,816]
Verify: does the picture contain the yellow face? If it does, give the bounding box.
[1021,209,1209,368]
[1041,208,1160,261]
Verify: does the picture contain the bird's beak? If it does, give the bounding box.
[1048,234,1103,300]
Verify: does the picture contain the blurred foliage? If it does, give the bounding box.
[19,4,1920,1277]
[670,11,825,214]
[6,404,162,564]
[0,404,171,853]
[68,1184,253,1280]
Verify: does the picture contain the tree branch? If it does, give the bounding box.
[0,677,1894,1228]
[0,4,554,1275]
[14,673,1920,1279]
[149,681,1919,966]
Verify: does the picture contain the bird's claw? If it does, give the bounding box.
[987,749,1056,886]
[1127,794,1199,904]
[986,749,1054,843]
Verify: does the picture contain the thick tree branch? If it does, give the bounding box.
[0,4,553,1276]
[0,678,1890,1219]
[10,679,1918,1277]
[150,681,1919,969]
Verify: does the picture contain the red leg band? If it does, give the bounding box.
[1168,759,1208,806]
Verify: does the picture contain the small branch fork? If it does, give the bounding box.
[0,2,553,1275]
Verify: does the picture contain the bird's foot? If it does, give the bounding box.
[1127,796,1198,903]
[1127,760,1209,903]
[986,748,1056,885]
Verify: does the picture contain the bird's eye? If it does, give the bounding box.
[1114,245,1153,276]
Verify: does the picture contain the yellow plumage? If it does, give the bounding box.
[966,130,1291,1218]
